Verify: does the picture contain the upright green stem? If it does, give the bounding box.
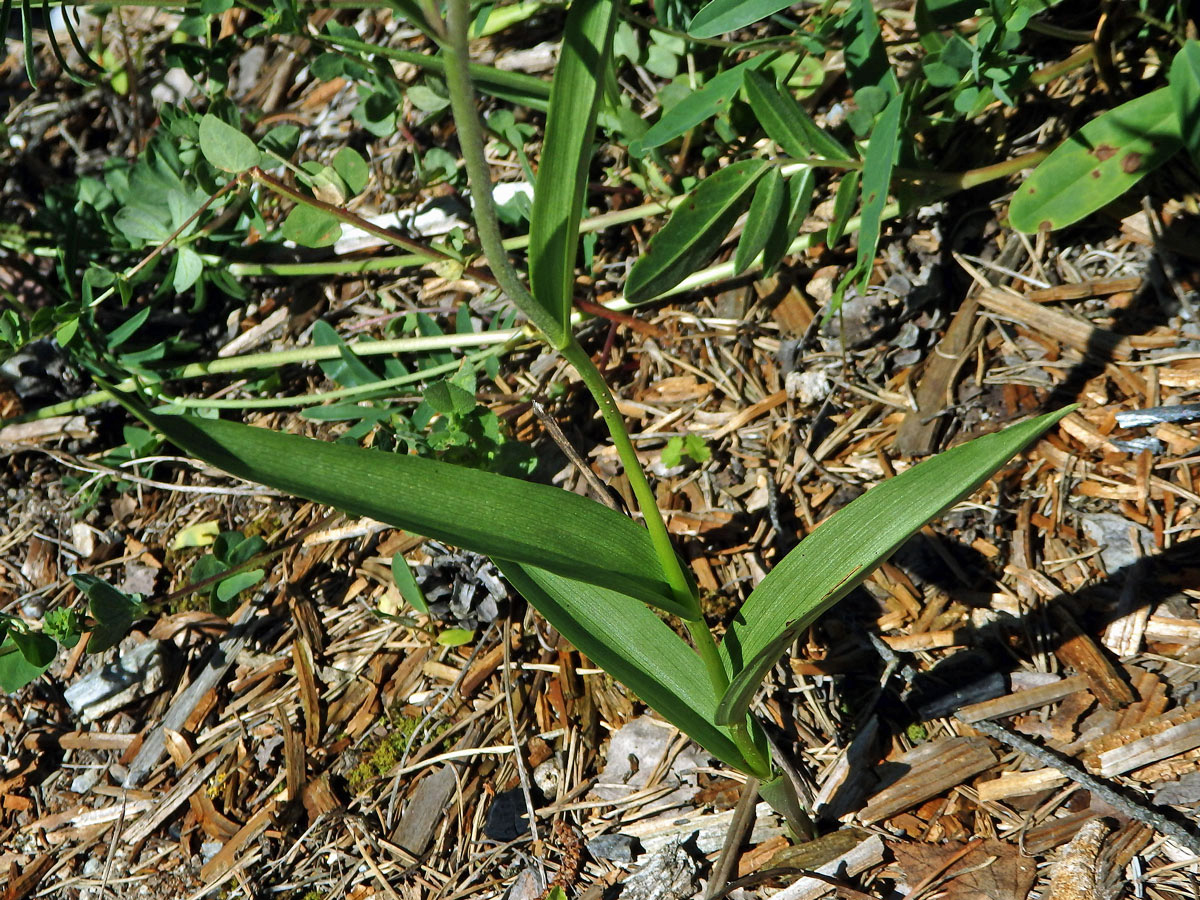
[558,340,698,609]
[564,339,771,781]
[438,0,769,778]
[441,0,569,348]
[441,0,693,617]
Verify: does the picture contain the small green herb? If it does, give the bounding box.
[661,434,711,468]
[189,531,268,616]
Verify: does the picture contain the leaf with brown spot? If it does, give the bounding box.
[1010,88,1181,233]
[1121,151,1144,173]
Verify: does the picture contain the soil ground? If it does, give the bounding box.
[2,4,1200,900]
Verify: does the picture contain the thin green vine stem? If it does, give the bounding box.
[155,345,505,410]
[11,331,522,422]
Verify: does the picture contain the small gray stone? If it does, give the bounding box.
[587,833,638,863]
[501,865,543,900]
[533,757,561,796]
[1155,771,1200,806]
[120,563,157,597]
[1079,513,1152,575]
[591,714,705,805]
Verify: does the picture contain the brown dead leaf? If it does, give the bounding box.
[890,838,1037,900]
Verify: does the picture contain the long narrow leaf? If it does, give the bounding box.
[42,0,92,86]
[528,0,617,339]
[715,406,1074,724]
[636,58,764,153]
[689,0,798,38]
[845,0,898,95]
[1170,42,1200,169]
[625,159,768,303]
[743,70,852,162]
[19,0,35,86]
[498,560,755,771]
[112,394,691,615]
[761,167,816,275]
[856,92,903,288]
[1009,88,1181,233]
[60,4,104,73]
[826,169,860,247]
[733,167,786,275]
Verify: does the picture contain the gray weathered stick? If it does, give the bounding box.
[962,716,1200,854]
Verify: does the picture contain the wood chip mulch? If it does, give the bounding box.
[3,7,1200,900]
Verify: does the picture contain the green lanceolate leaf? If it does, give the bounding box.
[528,0,617,342]
[844,0,898,96]
[761,167,816,276]
[1009,88,1182,233]
[856,92,903,288]
[733,166,786,276]
[637,57,765,153]
[715,406,1074,724]
[392,553,429,615]
[743,70,852,162]
[1170,41,1200,170]
[110,393,689,616]
[497,560,758,772]
[689,0,798,38]
[826,169,861,247]
[312,319,378,387]
[625,159,769,303]
[198,114,262,174]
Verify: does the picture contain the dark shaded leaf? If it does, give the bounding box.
[744,70,852,161]
[826,169,861,247]
[625,159,769,303]
[733,167,786,275]
[761,167,816,275]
